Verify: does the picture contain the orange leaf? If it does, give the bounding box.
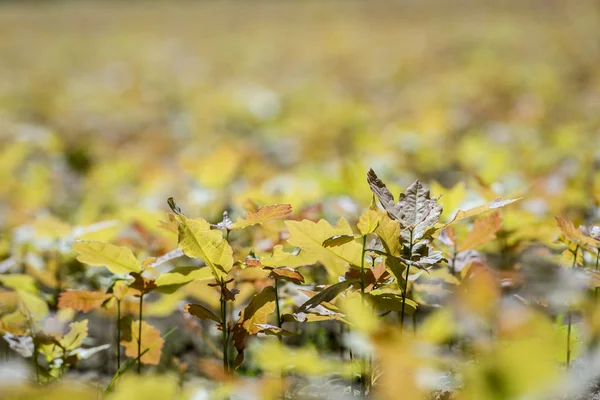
[231,204,292,230]
[556,216,598,248]
[458,211,502,252]
[121,321,164,365]
[57,290,111,313]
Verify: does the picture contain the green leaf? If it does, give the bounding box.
[154,266,213,294]
[73,241,142,275]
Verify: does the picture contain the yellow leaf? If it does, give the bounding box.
[33,214,72,238]
[0,274,38,294]
[18,290,49,322]
[556,216,598,249]
[58,290,111,313]
[173,214,233,281]
[106,374,178,400]
[341,293,378,333]
[285,218,362,278]
[154,267,213,287]
[357,199,382,235]
[374,212,402,256]
[59,320,88,351]
[259,245,319,268]
[231,204,292,229]
[73,241,142,275]
[458,211,502,252]
[121,321,164,365]
[445,197,521,228]
[430,180,467,223]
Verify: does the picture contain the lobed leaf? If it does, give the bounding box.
[231,204,292,230]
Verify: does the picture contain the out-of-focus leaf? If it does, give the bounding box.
[556,216,599,249]
[231,204,292,229]
[58,290,111,313]
[71,343,110,360]
[184,303,221,323]
[445,197,522,227]
[3,333,34,357]
[458,211,502,252]
[18,290,49,322]
[0,275,37,294]
[73,241,142,275]
[59,320,88,351]
[121,321,164,365]
[106,374,178,400]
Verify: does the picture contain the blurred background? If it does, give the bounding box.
[1,0,599,228]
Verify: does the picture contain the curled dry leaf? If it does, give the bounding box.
[57,290,111,313]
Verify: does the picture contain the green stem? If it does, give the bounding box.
[116,299,121,372]
[137,293,144,374]
[274,277,283,343]
[220,281,229,375]
[401,230,414,330]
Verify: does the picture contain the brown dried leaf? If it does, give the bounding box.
[270,267,305,284]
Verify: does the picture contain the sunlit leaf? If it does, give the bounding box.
[231,204,292,229]
[121,321,164,365]
[458,211,502,252]
[73,241,142,275]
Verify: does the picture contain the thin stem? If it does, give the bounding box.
[567,311,572,366]
[23,305,40,384]
[274,277,283,343]
[450,240,457,276]
[116,299,121,372]
[137,293,144,374]
[401,230,414,330]
[220,281,229,375]
[360,235,367,297]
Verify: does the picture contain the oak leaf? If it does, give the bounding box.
[58,290,111,313]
